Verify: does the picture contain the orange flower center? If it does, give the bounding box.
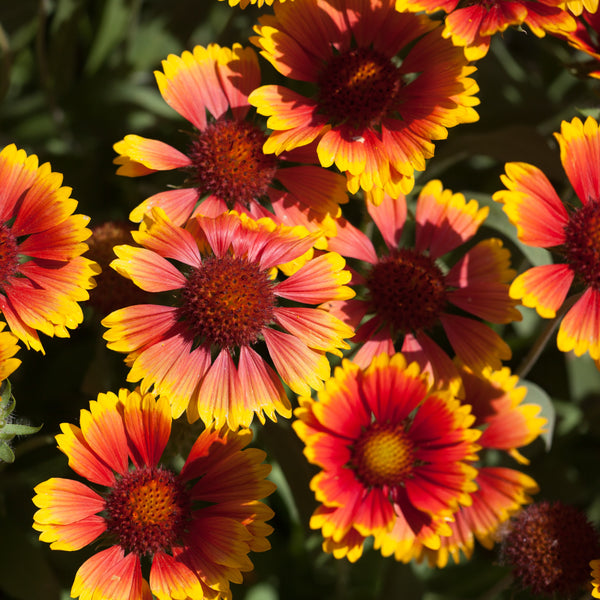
[366,249,447,333]
[188,120,278,208]
[317,48,402,130]
[106,466,190,556]
[564,201,600,289]
[179,255,276,348]
[351,422,415,487]
[0,225,19,287]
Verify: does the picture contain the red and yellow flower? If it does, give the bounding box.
[326,180,520,384]
[248,0,479,200]
[114,43,346,234]
[396,0,576,61]
[102,208,354,429]
[0,145,99,352]
[494,116,600,360]
[409,364,544,567]
[293,352,481,562]
[33,388,275,600]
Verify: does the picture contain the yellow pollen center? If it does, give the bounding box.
[352,423,415,487]
[129,479,177,527]
[105,466,189,556]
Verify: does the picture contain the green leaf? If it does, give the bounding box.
[0,442,15,462]
[84,0,131,74]
[2,422,43,436]
[521,380,555,451]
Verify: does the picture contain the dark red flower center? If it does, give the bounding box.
[366,249,447,333]
[105,466,190,556]
[564,201,600,289]
[351,422,415,487]
[317,47,403,130]
[179,255,276,348]
[188,120,278,208]
[501,501,600,598]
[0,224,19,287]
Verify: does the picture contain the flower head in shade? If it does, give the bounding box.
[102,208,354,429]
[405,363,544,567]
[293,352,481,562]
[500,501,600,598]
[86,221,152,318]
[248,0,479,200]
[395,0,575,61]
[33,388,275,600]
[327,180,521,384]
[494,116,600,361]
[114,43,347,234]
[0,144,99,352]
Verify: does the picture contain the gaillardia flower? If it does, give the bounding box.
[407,364,543,567]
[494,116,600,360]
[0,144,98,352]
[395,0,575,61]
[326,180,520,383]
[33,388,275,600]
[293,353,481,562]
[500,501,600,598]
[114,43,346,233]
[102,208,354,429]
[248,0,479,199]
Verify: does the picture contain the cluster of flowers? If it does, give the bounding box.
[0,0,595,598]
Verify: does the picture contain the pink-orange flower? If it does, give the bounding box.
[408,364,544,567]
[293,352,481,562]
[0,145,99,352]
[114,43,347,234]
[396,0,576,61]
[494,116,600,360]
[102,208,354,429]
[326,181,520,384]
[248,0,479,200]
[33,388,275,600]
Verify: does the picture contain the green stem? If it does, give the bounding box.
[516,294,581,380]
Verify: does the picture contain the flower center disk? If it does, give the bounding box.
[317,48,402,130]
[366,249,447,333]
[105,466,190,556]
[352,422,415,487]
[188,120,278,207]
[564,201,600,289]
[0,224,19,288]
[179,255,276,348]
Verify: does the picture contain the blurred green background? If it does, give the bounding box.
[1,1,600,599]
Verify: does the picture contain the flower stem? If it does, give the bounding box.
[516,294,580,380]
